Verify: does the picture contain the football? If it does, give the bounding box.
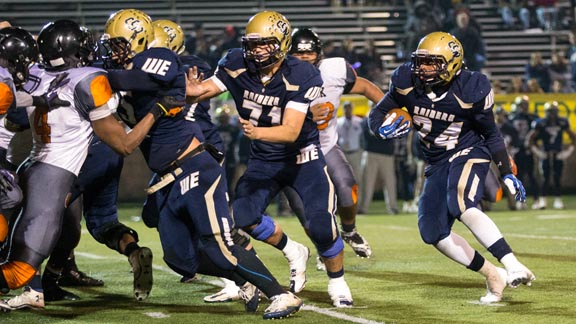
[385,108,412,129]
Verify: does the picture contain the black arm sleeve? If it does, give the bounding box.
[107,69,163,92]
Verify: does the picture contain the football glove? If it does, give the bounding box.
[0,169,16,195]
[32,72,71,109]
[557,145,574,160]
[503,174,526,202]
[150,96,186,120]
[378,113,410,140]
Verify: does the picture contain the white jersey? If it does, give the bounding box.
[314,57,356,154]
[26,66,113,175]
[0,67,16,151]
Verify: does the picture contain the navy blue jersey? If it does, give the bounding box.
[532,117,570,152]
[509,111,538,155]
[214,48,323,161]
[114,47,202,172]
[369,63,505,165]
[180,54,213,125]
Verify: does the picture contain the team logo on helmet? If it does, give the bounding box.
[162,26,177,43]
[448,41,461,58]
[126,17,145,34]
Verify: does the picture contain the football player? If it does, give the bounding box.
[528,101,576,209]
[508,95,541,209]
[186,11,354,308]
[103,10,301,319]
[287,28,383,265]
[0,18,172,311]
[368,31,535,303]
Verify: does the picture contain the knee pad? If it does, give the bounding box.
[308,214,339,253]
[318,237,344,259]
[1,261,36,290]
[92,221,138,253]
[248,214,275,241]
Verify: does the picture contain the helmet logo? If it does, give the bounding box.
[162,26,177,43]
[125,17,144,34]
[448,41,461,58]
[296,43,313,51]
[276,20,289,38]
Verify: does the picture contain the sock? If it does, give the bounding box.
[434,232,476,267]
[460,207,503,248]
[123,242,140,258]
[233,247,285,298]
[341,223,356,233]
[28,273,43,292]
[327,268,345,279]
[274,233,288,251]
[487,238,513,261]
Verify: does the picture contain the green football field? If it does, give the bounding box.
[1,197,575,324]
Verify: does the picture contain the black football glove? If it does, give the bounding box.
[150,96,186,120]
[32,72,71,109]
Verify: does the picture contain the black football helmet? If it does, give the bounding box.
[37,19,96,71]
[290,28,322,64]
[0,27,39,88]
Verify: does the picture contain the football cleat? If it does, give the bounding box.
[531,197,546,210]
[480,267,507,304]
[238,282,260,313]
[328,278,353,308]
[129,247,153,301]
[553,197,564,209]
[203,278,240,303]
[0,300,11,313]
[42,271,80,302]
[263,292,302,320]
[315,256,326,271]
[5,286,45,310]
[341,229,372,258]
[507,266,536,288]
[59,269,104,287]
[286,243,310,293]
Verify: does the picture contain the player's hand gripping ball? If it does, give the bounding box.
[378,108,412,139]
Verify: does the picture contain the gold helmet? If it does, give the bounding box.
[242,11,291,71]
[411,31,463,86]
[153,20,185,55]
[544,100,559,118]
[152,25,170,49]
[101,9,153,67]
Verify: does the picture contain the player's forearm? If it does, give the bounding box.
[351,77,384,103]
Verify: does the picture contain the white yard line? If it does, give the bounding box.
[507,233,576,241]
[302,305,385,324]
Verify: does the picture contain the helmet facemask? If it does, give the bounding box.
[242,36,283,72]
[100,35,133,69]
[411,53,452,88]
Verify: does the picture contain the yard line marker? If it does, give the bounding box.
[303,305,385,324]
[507,233,576,241]
[74,252,108,260]
[145,312,170,318]
[536,215,576,220]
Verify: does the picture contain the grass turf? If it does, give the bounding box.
[1,197,575,323]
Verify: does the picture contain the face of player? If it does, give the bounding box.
[251,43,276,62]
[291,51,318,65]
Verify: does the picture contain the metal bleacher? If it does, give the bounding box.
[1,0,571,91]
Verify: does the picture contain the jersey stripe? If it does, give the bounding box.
[90,74,113,108]
[0,82,15,114]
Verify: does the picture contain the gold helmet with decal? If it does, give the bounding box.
[242,11,291,71]
[153,20,185,55]
[411,31,463,86]
[101,9,153,67]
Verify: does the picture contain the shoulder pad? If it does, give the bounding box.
[390,63,414,90]
[284,56,321,82]
[179,55,212,75]
[218,48,244,69]
[452,70,491,104]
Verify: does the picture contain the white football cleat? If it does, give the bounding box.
[480,267,507,304]
[507,266,536,288]
[263,292,302,320]
[328,278,353,308]
[285,243,310,293]
[6,286,45,310]
[531,197,546,210]
[553,197,564,209]
[203,279,240,303]
[341,229,372,258]
[316,256,326,271]
[129,247,153,301]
